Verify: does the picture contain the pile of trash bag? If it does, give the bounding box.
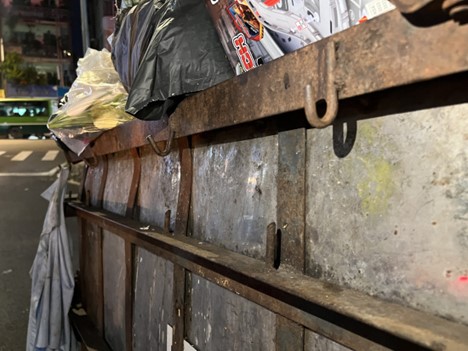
[48,48,134,155]
[112,0,234,121]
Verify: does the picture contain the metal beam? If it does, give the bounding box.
[169,10,468,136]
[67,10,468,162]
[67,201,468,351]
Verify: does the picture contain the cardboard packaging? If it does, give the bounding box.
[205,0,395,74]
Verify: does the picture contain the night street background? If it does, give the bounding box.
[0,140,80,351]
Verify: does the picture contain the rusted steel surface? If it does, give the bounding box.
[93,118,168,157]
[124,242,134,351]
[137,144,180,230]
[126,149,141,218]
[191,129,277,260]
[64,11,468,165]
[132,248,174,350]
[188,275,276,351]
[170,10,468,138]
[79,221,104,334]
[275,317,304,351]
[67,202,468,351]
[174,137,192,236]
[103,151,135,216]
[305,330,353,351]
[172,265,186,351]
[305,103,468,327]
[277,128,307,272]
[83,156,108,208]
[102,231,127,351]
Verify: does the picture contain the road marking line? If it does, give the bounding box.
[0,166,61,177]
[0,151,5,156]
[12,151,32,161]
[42,150,59,161]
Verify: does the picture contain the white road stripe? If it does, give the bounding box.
[0,166,61,177]
[42,150,59,161]
[12,151,33,161]
[0,151,5,156]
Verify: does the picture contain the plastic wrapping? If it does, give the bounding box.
[112,0,234,121]
[48,48,134,155]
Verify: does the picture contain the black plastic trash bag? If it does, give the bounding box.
[112,0,234,121]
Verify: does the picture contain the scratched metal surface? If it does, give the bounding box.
[305,103,468,325]
[187,274,276,351]
[80,222,104,334]
[103,151,134,215]
[102,231,126,351]
[191,131,278,259]
[100,151,134,350]
[137,145,180,230]
[83,161,105,207]
[133,247,174,351]
[305,330,353,351]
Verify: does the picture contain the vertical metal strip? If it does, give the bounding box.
[124,148,140,350]
[126,148,142,218]
[174,137,192,236]
[97,226,105,335]
[125,241,134,351]
[79,163,89,203]
[277,128,307,272]
[97,155,109,209]
[172,265,185,351]
[276,127,307,350]
[276,317,305,351]
[173,136,192,350]
[79,218,88,315]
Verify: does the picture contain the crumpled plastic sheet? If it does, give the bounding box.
[112,0,234,121]
[26,168,78,351]
[48,48,134,155]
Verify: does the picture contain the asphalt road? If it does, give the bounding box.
[0,140,80,351]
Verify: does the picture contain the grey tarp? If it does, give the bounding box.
[26,168,78,351]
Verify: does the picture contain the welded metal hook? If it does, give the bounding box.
[304,41,339,129]
[146,127,175,157]
[84,147,99,167]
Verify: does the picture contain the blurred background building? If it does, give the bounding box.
[0,0,117,99]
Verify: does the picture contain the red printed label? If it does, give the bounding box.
[232,33,256,72]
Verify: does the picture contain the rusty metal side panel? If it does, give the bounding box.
[187,275,276,351]
[305,103,468,325]
[103,151,135,216]
[137,145,181,229]
[84,161,106,207]
[80,221,103,334]
[305,330,353,351]
[133,247,174,351]
[191,133,278,259]
[102,231,127,351]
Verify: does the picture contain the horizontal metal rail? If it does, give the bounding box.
[170,10,468,136]
[68,9,468,162]
[67,201,468,351]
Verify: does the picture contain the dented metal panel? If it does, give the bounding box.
[305,330,353,351]
[133,248,174,351]
[103,151,135,215]
[102,231,126,351]
[79,222,104,333]
[306,103,468,325]
[188,275,276,351]
[191,131,278,259]
[137,145,181,230]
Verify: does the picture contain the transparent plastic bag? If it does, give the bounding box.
[48,48,133,155]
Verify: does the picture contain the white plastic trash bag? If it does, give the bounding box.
[48,48,133,155]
